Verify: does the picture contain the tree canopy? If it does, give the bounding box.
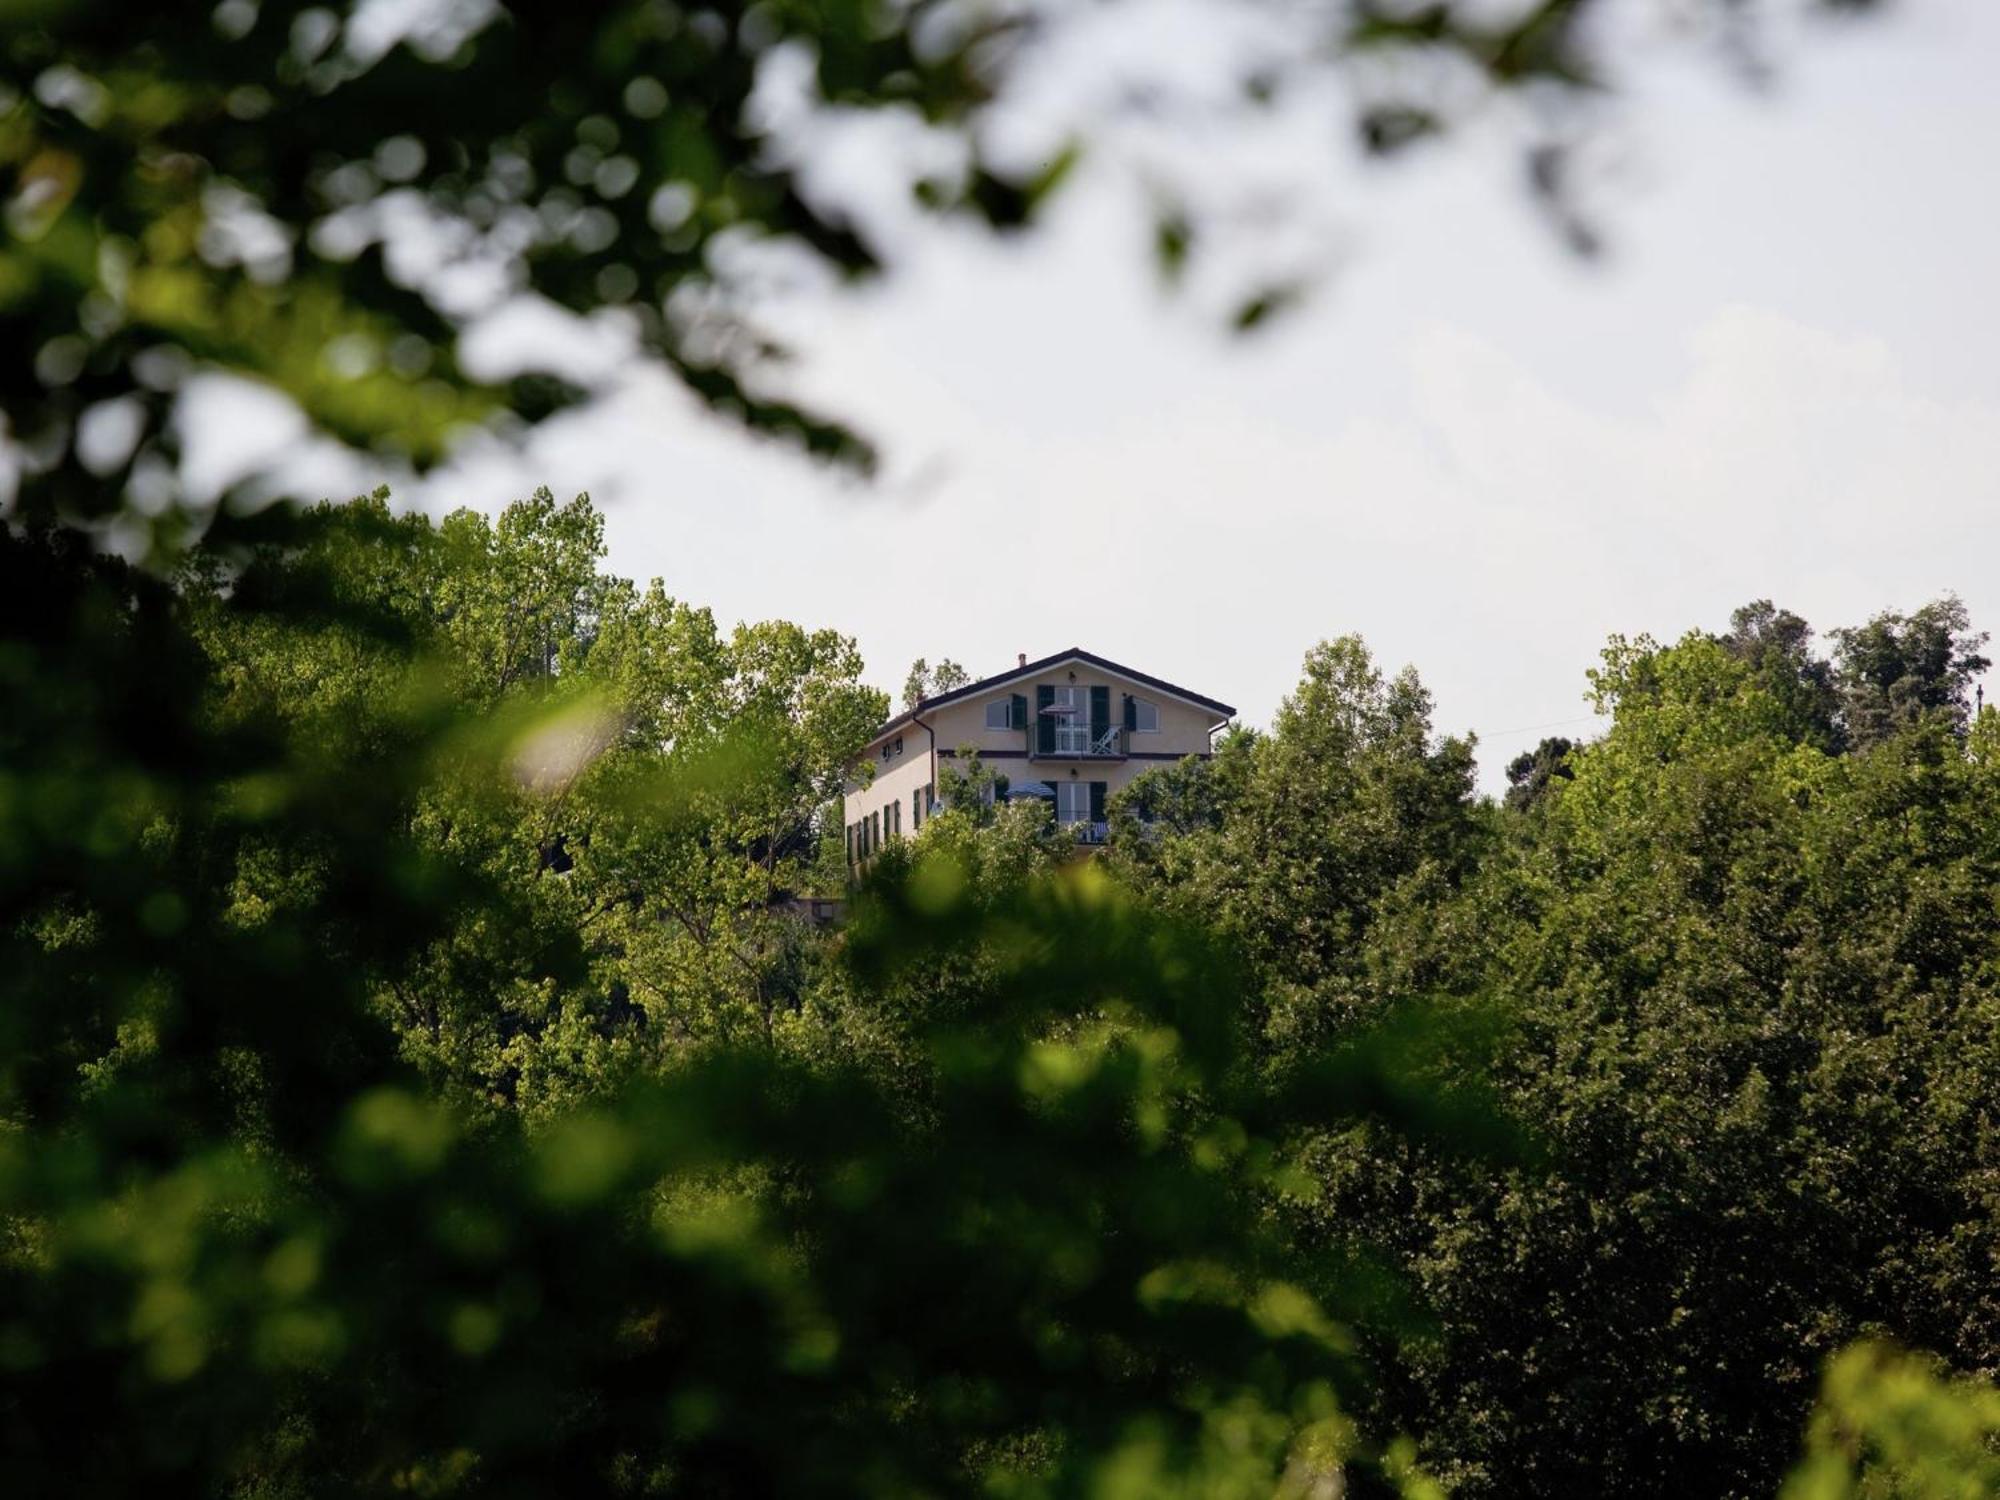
[1107,600,2000,1496]
[4,485,1999,1493]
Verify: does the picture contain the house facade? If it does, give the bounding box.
[842,648,1235,874]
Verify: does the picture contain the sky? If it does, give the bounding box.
[285,0,2000,791]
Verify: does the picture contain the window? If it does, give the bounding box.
[985,699,1013,730]
[1055,781,1090,825]
[846,823,855,866]
[1130,697,1160,733]
[1051,685,1089,753]
[912,788,922,829]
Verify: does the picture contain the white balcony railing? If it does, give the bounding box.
[1045,724,1124,757]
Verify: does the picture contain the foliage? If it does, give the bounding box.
[903,656,970,710]
[7,482,1998,1498]
[1109,636,1485,1066]
[182,486,885,1111]
[2,500,1518,1496]
[1722,599,1845,754]
[1781,1342,2000,1500]
[1106,605,2000,1497]
[2,0,1886,530]
[1831,596,1991,751]
[1500,734,1574,813]
[1386,632,2000,1495]
[934,745,1017,824]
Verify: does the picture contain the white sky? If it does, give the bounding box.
[372,0,1999,789]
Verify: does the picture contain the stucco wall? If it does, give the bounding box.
[841,723,936,870]
[921,667,1219,767]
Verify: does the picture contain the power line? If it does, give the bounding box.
[1478,713,1603,741]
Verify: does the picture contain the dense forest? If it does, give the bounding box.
[3,0,1985,1489]
[7,486,1999,1496]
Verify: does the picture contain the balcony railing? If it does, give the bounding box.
[1037,724,1125,758]
[1070,820,1110,846]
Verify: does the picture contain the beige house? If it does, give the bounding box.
[842,648,1235,873]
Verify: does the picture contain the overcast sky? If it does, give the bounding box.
[398,0,1999,790]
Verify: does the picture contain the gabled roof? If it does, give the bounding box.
[866,648,1236,747]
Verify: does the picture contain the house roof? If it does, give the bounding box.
[866,648,1236,747]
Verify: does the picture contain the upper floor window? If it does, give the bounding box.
[1051,685,1090,752]
[985,699,1013,730]
[1129,697,1160,733]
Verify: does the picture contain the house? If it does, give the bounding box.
[842,648,1235,872]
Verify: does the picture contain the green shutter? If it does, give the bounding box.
[1010,691,1027,731]
[1123,693,1137,732]
[1089,781,1106,824]
[1090,685,1110,742]
[1036,685,1055,755]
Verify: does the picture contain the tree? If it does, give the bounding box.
[1502,734,1575,813]
[1721,599,1844,754]
[3,508,1511,1495]
[902,656,970,710]
[1311,623,2000,1496]
[3,0,1887,530]
[186,488,887,1109]
[1832,596,1991,750]
[1784,1343,2000,1499]
[932,745,1011,824]
[15,483,2000,1494]
[1112,637,1484,1064]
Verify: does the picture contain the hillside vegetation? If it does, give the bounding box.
[8,490,1999,1495]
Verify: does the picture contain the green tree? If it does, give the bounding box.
[3,512,1506,1495]
[1114,637,1484,1065]
[1783,1343,2000,1500]
[1832,596,1991,750]
[1721,599,1844,754]
[1501,734,1575,813]
[186,488,886,1111]
[902,656,970,710]
[1317,626,2000,1496]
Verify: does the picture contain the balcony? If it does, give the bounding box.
[1069,820,1110,846]
[1033,723,1126,760]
